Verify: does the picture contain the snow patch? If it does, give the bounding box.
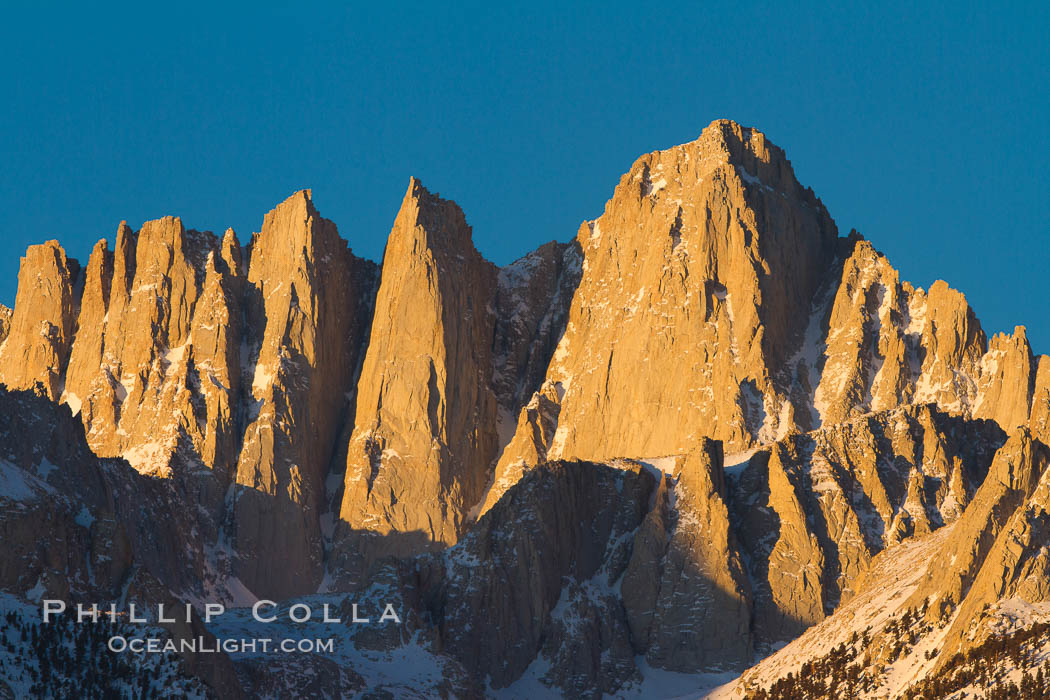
[639,456,678,475]
[122,440,173,473]
[36,457,57,480]
[724,449,759,478]
[60,391,82,417]
[612,657,737,698]
[0,459,53,501]
[74,506,95,529]
[589,220,601,242]
[24,578,45,601]
[161,342,188,372]
[251,361,275,396]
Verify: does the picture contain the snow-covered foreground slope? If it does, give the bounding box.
[708,526,954,698]
[708,428,1050,699]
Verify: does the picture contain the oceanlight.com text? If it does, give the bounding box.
[107,636,336,654]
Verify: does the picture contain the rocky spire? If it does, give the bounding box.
[974,326,1034,431]
[62,238,113,416]
[63,216,222,470]
[337,178,500,575]
[230,189,376,599]
[0,240,82,399]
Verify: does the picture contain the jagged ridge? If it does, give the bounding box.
[1,119,1048,697]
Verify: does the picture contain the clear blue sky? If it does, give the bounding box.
[2,3,1048,348]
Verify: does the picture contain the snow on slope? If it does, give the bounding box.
[708,524,956,699]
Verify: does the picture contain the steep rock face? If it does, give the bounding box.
[904,429,1047,628]
[0,241,81,399]
[802,237,1038,435]
[1,192,377,602]
[0,387,130,599]
[188,232,244,470]
[338,179,500,572]
[974,326,1035,431]
[491,239,582,413]
[622,441,753,671]
[932,432,1050,660]
[0,387,244,698]
[486,120,841,509]
[728,404,1005,650]
[0,386,228,612]
[62,238,113,417]
[0,386,236,611]
[424,459,655,696]
[805,235,923,426]
[0,304,12,344]
[716,430,1050,699]
[61,217,227,473]
[1029,355,1050,442]
[231,190,377,600]
[477,241,582,516]
[520,120,839,463]
[478,380,562,515]
[490,187,1044,517]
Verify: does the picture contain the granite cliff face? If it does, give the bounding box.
[0,119,1047,697]
[0,304,11,344]
[338,179,500,573]
[481,124,1041,518]
[714,428,1050,700]
[0,241,81,399]
[496,121,839,473]
[0,191,378,603]
[230,190,376,600]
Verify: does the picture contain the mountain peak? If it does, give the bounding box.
[219,227,242,276]
[0,240,81,399]
[608,118,822,225]
[264,189,318,226]
[402,176,455,211]
[1,124,1048,698]
[386,176,481,262]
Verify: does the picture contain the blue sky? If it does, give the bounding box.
[2,3,1048,348]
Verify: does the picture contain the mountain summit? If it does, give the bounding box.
[1,120,1048,697]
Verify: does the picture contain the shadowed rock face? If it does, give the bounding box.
[425,459,658,694]
[0,387,243,698]
[229,190,377,600]
[622,442,754,671]
[0,386,127,599]
[0,119,1048,696]
[0,191,379,602]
